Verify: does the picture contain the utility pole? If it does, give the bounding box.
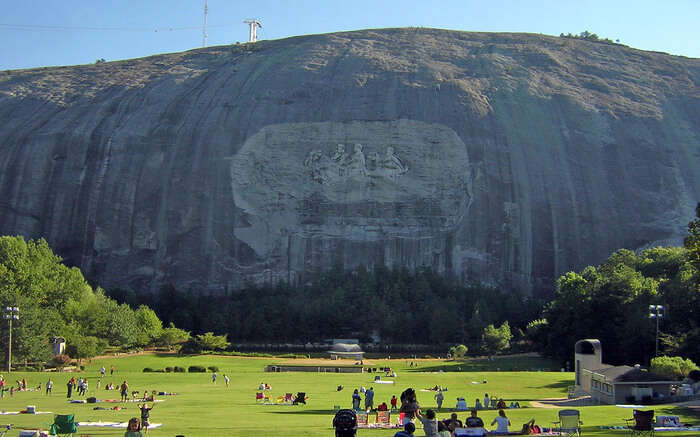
[649,304,664,357]
[202,0,208,47]
[4,307,19,372]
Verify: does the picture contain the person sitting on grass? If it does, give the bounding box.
[416,409,438,437]
[490,409,510,435]
[437,420,451,437]
[518,419,540,435]
[465,409,484,428]
[394,421,415,437]
[496,398,507,410]
[443,412,463,434]
[124,417,143,437]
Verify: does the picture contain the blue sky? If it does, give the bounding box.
[1,0,698,71]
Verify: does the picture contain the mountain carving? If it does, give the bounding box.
[0,28,698,295]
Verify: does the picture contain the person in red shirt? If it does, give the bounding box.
[390,395,398,410]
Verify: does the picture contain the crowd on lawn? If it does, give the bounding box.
[386,388,539,436]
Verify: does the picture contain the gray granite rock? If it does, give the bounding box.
[0,28,698,295]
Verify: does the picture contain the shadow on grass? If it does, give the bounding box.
[263,408,337,415]
[540,380,573,390]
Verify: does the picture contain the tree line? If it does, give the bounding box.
[0,236,188,367]
[1,204,698,368]
[110,266,542,353]
[530,204,700,366]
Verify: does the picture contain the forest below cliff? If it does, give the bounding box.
[1,205,699,368]
[107,205,700,366]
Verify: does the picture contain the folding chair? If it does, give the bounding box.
[356,412,369,428]
[377,411,391,428]
[552,409,582,436]
[284,392,294,403]
[49,414,78,437]
[625,409,654,437]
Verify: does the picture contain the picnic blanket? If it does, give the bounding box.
[76,421,163,429]
[600,426,700,432]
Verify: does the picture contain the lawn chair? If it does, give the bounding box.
[377,411,391,428]
[356,412,369,428]
[625,409,654,437]
[284,392,294,403]
[552,409,582,436]
[48,414,78,437]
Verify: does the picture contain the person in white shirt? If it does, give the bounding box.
[490,409,510,435]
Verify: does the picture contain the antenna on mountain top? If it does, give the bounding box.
[202,0,208,47]
[244,19,262,43]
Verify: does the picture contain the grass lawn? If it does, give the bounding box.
[0,354,696,436]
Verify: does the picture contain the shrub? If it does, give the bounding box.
[651,356,699,379]
[143,367,154,373]
[79,365,86,371]
[174,366,186,373]
[165,367,174,373]
[49,354,71,369]
[188,365,206,373]
[207,366,219,372]
[154,369,165,373]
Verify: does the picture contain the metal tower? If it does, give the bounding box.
[202,0,208,47]
[244,19,262,43]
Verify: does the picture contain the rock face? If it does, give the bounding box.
[0,28,698,295]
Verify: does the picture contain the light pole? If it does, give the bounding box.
[648,304,664,357]
[4,307,19,372]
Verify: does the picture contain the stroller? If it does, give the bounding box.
[333,409,357,437]
[293,392,306,405]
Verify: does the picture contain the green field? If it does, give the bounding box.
[0,354,696,436]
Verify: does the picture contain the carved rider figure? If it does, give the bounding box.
[347,143,367,177]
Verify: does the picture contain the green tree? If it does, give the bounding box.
[134,306,163,346]
[482,322,512,355]
[65,334,107,362]
[684,203,700,276]
[651,355,698,379]
[195,332,230,351]
[158,323,190,350]
[525,318,549,349]
[448,344,468,359]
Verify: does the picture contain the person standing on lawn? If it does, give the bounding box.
[138,402,154,433]
[365,387,374,410]
[120,380,129,402]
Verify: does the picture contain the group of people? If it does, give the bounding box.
[352,387,410,412]
[394,388,538,436]
[393,408,539,437]
[351,386,375,410]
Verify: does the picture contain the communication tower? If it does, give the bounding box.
[244,19,262,43]
[202,0,208,47]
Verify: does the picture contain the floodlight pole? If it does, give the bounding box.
[4,307,19,372]
[648,305,664,357]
